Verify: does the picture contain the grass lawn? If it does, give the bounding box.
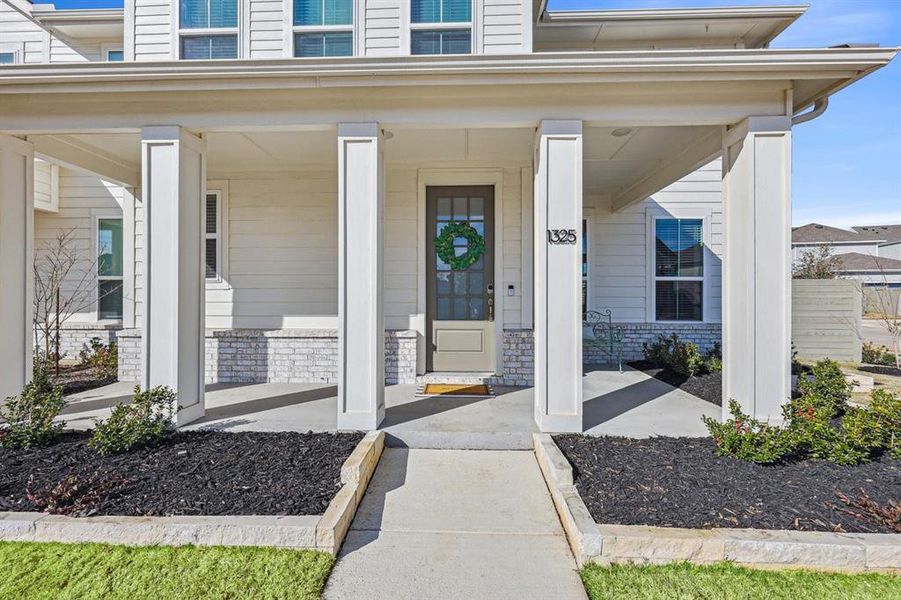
[581,561,901,600]
[0,541,334,599]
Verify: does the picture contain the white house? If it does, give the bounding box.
[0,0,895,432]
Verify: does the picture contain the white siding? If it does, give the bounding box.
[248,0,285,59]
[792,242,880,261]
[48,35,105,63]
[34,159,58,212]
[363,0,402,56]
[34,168,125,323]
[133,0,173,61]
[0,0,47,63]
[480,0,528,54]
[879,243,901,261]
[589,158,724,324]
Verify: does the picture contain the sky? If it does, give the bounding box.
[46,0,901,229]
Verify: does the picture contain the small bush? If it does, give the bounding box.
[862,342,896,366]
[88,386,175,456]
[0,366,67,449]
[797,359,851,417]
[642,334,720,377]
[26,471,128,517]
[78,338,118,381]
[702,400,795,464]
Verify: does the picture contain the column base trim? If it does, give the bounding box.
[176,403,205,427]
[337,408,386,432]
[534,410,582,433]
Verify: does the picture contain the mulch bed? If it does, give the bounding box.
[554,435,901,534]
[51,364,116,396]
[859,364,901,378]
[628,360,722,406]
[0,430,363,517]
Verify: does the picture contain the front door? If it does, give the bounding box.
[426,186,495,372]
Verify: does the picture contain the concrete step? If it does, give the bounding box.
[415,371,496,385]
[383,430,535,450]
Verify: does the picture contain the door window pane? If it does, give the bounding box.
[294,32,353,57]
[98,219,123,278]
[98,281,123,321]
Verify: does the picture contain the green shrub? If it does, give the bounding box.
[642,334,716,377]
[797,359,851,417]
[0,366,67,449]
[78,338,118,381]
[862,342,896,366]
[88,386,175,456]
[860,389,901,460]
[702,400,795,464]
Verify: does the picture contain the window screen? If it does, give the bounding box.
[654,218,703,321]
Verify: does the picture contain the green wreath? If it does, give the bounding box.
[435,221,486,271]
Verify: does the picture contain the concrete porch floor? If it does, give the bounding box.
[60,366,718,449]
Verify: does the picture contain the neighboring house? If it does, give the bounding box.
[792,223,901,286]
[0,0,895,432]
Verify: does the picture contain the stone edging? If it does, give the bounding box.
[532,433,900,572]
[0,430,385,556]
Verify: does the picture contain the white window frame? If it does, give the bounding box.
[407,0,475,55]
[174,0,242,60]
[0,42,24,65]
[94,213,125,323]
[645,208,711,324]
[204,182,230,289]
[102,43,125,61]
[289,0,357,57]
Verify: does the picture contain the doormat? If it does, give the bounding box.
[417,383,495,398]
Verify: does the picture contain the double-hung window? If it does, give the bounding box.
[205,192,222,281]
[180,0,239,60]
[294,0,354,58]
[653,218,704,322]
[97,218,124,321]
[410,0,472,55]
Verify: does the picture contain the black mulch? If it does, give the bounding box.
[859,364,901,377]
[51,365,116,395]
[628,360,722,406]
[0,430,364,517]
[554,435,901,534]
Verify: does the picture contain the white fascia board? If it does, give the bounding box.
[541,6,808,23]
[0,47,895,94]
[32,9,125,24]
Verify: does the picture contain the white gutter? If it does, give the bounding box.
[539,5,809,23]
[792,96,828,125]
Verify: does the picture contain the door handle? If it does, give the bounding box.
[487,284,494,322]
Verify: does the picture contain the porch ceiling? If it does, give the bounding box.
[31,124,720,199]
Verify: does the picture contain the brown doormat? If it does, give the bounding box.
[419,383,494,397]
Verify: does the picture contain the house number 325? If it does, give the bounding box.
[547,229,577,245]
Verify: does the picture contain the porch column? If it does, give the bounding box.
[0,135,34,401]
[337,123,385,430]
[533,120,583,432]
[140,126,206,425]
[722,116,792,422]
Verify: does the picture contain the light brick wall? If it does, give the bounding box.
[37,325,121,362]
[118,329,417,385]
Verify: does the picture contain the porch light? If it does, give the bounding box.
[611,127,632,137]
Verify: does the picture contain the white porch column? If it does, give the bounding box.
[140,127,206,426]
[533,120,583,432]
[337,123,385,430]
[722,116,792,422]
[0,135,34,401]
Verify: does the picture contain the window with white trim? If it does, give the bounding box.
[106,49,124,62]
[0,52,16,65]
[293,0,353,57]
[205,192,222,280]
[97,218,124,320]
[179,0,239,60]
[410,0,472,55]
[653,218,704,321]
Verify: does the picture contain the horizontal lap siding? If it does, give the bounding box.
[0,3,46,63]
[792,279,862,362]
[49,36,103,62]
[481,0,525,54]
[34,160,54,211]
[590,158,723,324]
[364,0,402,56]
[34,168,125,324]
[134,0,173,61]
[249,0,285,58]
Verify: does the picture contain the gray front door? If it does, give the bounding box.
[426,186,496,372]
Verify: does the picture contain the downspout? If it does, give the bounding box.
[792,97,829,125]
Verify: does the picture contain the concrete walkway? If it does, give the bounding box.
[324,448,587,600]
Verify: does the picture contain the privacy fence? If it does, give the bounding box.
[792,279,862,363]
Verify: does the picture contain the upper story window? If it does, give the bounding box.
[0,52,15,65]
[106,50,124,62]
[180,0,239,60]
[410,0,471,55]
[294,0,353,57]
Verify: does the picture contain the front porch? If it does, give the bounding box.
[59,366,718,448]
